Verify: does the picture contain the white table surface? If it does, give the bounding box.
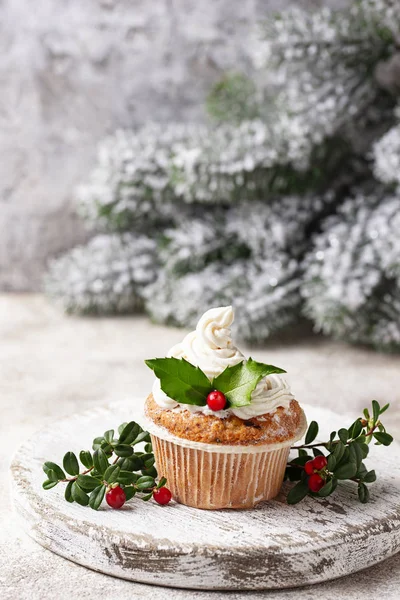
[1,294,400,600]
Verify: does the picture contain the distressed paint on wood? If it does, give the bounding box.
[10,400,400,590]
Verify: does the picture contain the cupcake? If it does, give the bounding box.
[143,306,306,509]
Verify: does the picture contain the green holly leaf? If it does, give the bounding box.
[145,358,212,406]
[212,358,286,408]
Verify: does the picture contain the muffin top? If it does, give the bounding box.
[145,393,303,446]
[144,306,304,446]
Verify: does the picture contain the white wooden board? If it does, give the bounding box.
[10,400,400,590]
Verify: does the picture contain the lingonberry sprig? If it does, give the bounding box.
[286,400,393,505]
[42,420,171,510]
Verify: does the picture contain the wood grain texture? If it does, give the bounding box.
[10,400,400,590]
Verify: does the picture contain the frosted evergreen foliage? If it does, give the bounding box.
[77,124,206,231]
[373,110,400,187]
[257,2,399,143]
[146,195,336,341]
[302,193,400,351]
[45,234,157,315]
[45,1,400,353]
[78,119,318,233]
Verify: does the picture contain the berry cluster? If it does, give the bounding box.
[304,456,328,493]
[285,400,393,505]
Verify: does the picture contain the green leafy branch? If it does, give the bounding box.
[286,400,393,505]
[42,421,167,510]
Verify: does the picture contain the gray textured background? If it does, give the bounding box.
[0,0,347,291]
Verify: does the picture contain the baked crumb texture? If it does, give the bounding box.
[145,394,302,446]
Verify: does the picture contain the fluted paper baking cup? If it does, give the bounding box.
[145,410,307,509]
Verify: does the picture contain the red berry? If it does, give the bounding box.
[312,455,328,471]
[304,460,315,475]
[106,485,126,509]
[207,390,227,411]
[308,473,325,493]
[153,487,172,505]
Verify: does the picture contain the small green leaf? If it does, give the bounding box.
[338,429,348,444]
[118,471,138,485]
[144,443,153,453]
[327,454,336,471]
[317,479,334,497]
[77,475,102,491]
[104,429,114,444]
[63,452,80,476]
[142,466,158,478]
[333,441,345,463]
[42,479,58,490]
[157,477,167,489]
[132,431,151,445]
[118,422,128,435]
[329,431,337,443]
[349,443,363,468]
[144,456,155,469]
[363,408,370,420]
[89,485,106,510]
[124,486,136,501]
[65,480,74,502]
[79,451,93,469]
[114,444,134,457]
[334,462,358,480]
[117,456,143,471]
[287,481,309,505]
[285,466,303,482]
[43,462,65,480]
[349,419,363,440]
[119,422,141,445]
[92,436,105,451]
[46,469,59,482]
[305,421,319,445]
[71,482,89,506]
[290,455,311,467]
[358,443,369,458]
[104,465,120,484]
[379,403,390,415]
[140,492,154,501]
[136,476,155,490]
[364,470,377,483]
[358,482,370,504]
[312,448,324,457]
[374,432,393,446]
[93,448,109,475]
[356,463,368,480]
[372,400,380,423]
[100,441,113,455]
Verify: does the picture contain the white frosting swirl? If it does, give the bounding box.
[151,306,294,418]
